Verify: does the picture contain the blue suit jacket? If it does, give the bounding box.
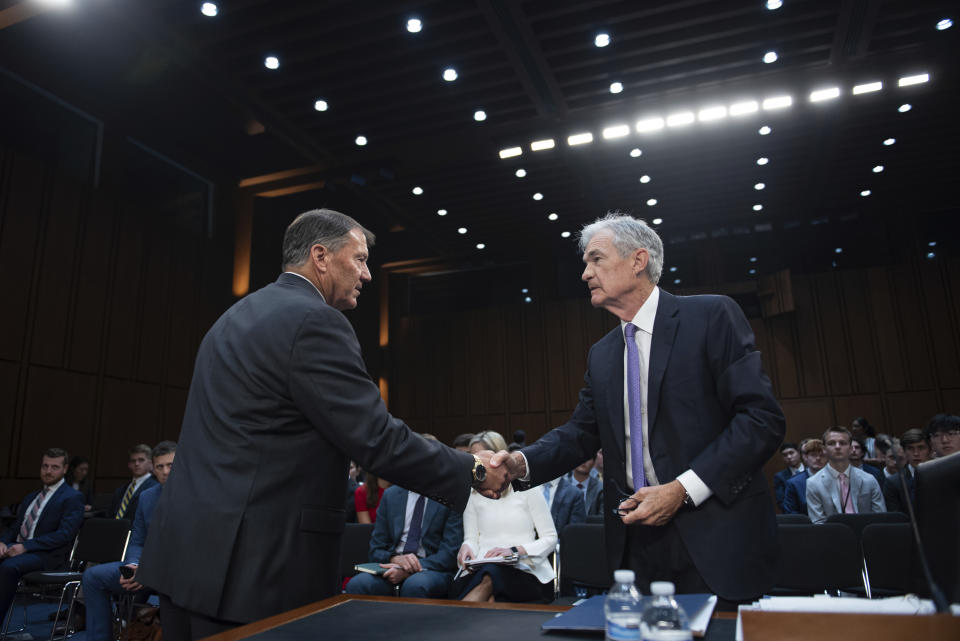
[2,483,84,569]
[519,291,785,600]
[773,467,802,511]
[124,484,162,565]
[781,470,811,514]
[367,485,462,574]
[550,478,586,533]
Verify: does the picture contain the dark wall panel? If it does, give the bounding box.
[0,361,19,477]
[97,378,162,479]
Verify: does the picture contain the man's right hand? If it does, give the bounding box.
[488,450,527,482]
[388,553,421,574]
[473,450,517,499]
[0,542,7,557]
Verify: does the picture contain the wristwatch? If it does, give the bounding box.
[471,455,487,488]
[682,488,695,508]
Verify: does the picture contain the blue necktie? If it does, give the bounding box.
[625,323,646,489]
[402,495,426,555]
[542,483,551,506]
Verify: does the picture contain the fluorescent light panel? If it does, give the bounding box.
[666,112,695,127]
[498,147,522,159]
[898,73,929,87]
[567,132,594,146]
[852,81,882,94]
[602,124,630,139]
[530,139,555,151]
[810,87,840,102]
[762,95,792,110]
[729,101,759,116]
[636,117,664,132]
[698,106,727,121]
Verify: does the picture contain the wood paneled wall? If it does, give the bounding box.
[389,259,960,483]
[0,148,233,504]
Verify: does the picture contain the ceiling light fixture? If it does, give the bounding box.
[762,51,778,64]
[852,81,882,94]
[639,175,651,183]
[936,18,953,30]
[652,217,663,225]
[674,278,682,284]
[474,110,487,121]
[264,55,279,70]
[835,247,843,254]
[729,101,759,116]
[594,32,610,47]
[898,73,929,87]
[602,124,630,139]
[533,192,544,200]
[636,117,665,132]
[762,95,792,110]
[499,146,522,159]
[515,168,527,178]
[766,0,783,10]
[476,243,485,250]
[750,257,758,263]
[406,17,422,33]
[629,148,642,158]
[810,87,840,102]
[443,68,458,82]
[666,112,695,127]
[754,182,766,190]
[355,135,367,146]
[698,106,727,121]
[860,190,871,197]
[567,132,594,146]
[928,241,937,247]
[669,266,678,273]
[883,138,896,146]
[548,213,558,221]
[314,99,328,112]
[531,138,556,151]
[201,2,218,17]
[898,103,912,113]
[757,157,769,165]
[458,227,467,235]
[609,82,623,94]
[753,204,763,211]
[758,125,772,135]
[561,231,571,238]
[873,165,884,173]
[437,209,448,216]
[412,186,423,195]
[646,198,658,206]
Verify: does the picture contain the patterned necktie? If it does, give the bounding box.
[116,481,136,519]
[838,472,856,514]
[624,323,646,489]
[402,495,427,555]
[18,487,49,542]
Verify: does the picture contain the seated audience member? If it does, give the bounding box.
[81,442,177,641]
[925,414,960,459]
[510,430,527,449]
[345,436,463,598]
[849,436,886,489]
[455,431,557,603]
[355,472,390,524]
[773,442,804,512]
[111,444,157,521]
[806,428,886,524]
[851,416,881,466]
[782,439,826,515]
[67,455,95,512]
[452,433,474,453]
[0,449,84,621]
[883,429,932,513]
[592,449,603,480]
[565,457,603,517]
[540,475,585,535]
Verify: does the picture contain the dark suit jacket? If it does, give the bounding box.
[137,273,473,623]
[2,483,84,569]
[781,470,810,515]
[367,486,462,574]
[519,291,785,600]
[773,467,801,511]
[883,468,915,513]
[550,477,586,533]
[110,475,158,521]
[860,464,885,491]
[565,473,603,517]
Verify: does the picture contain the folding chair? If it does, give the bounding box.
[771,523,860,596]
[776,513,812,525]
[557,523,609,602]
[861,523,920,597]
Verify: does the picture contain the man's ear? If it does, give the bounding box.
[633,248,649,275]
[311,243,328,272]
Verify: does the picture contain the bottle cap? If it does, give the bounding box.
[650,581,675,596]
[614,570,635,584]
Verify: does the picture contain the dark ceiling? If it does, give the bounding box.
[1,0,958,286]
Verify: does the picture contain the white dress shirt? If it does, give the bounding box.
[22,478,65,540]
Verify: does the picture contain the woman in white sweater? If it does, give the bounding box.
[455,431,558,602]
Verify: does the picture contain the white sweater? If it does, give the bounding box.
[461,487,558,583]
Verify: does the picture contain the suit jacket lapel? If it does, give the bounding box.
[648,291,679,436]
[392,489,407,539]
[827,474,843,513]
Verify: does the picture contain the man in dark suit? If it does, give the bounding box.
[542,476,586,534]
[345,483,462,598]
[773,442,803,512]
[0,448,84,620]
[782,439,826,515]
[566,457,604,517]
[849,435,885,489]
[137,209,509,641]
[110,444,158,521]
[884,429,932,513]
[494,214,785,603]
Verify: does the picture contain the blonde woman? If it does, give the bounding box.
[454,430,557,602]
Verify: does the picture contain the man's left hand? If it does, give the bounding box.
[620,480,687,526]
[380,565,410,585]
[473,450,511,499]
[4,544,25,558]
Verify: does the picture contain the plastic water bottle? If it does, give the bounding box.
[605,569,642,641]
[639,581,692,641]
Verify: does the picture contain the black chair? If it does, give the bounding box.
[557,523,609,601]
[338,523,375,587]
[860,523,921,597]
[771,523,861,595]
[776,513,811,525]
[0,518,131,641]
[825,512,909,543]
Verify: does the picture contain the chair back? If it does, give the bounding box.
[339,522,374,579]
[558,523,609,597]
[773,523,860,594]
[825,512,908,543]
[915,453,960,603]
[861,523,921,595]
[73,518,132,565]
[776,513,811,525]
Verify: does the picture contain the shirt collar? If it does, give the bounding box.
[43,478,65,494]
[283,271,326,301]
[826,463,852,479]
[621,286,660,338]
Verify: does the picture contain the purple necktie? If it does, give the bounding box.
[625,323,646,490]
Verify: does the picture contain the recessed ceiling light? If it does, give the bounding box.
[698,106,727,121]
[762,95,792,110]
[898,73,929,87]
[810,87,840,102]
[443,68,458,82]
[853,81,882,94]
[521,288,529,294]
[264,55,279,70]
[860,190,871,197]
[533,192,543,200]
[412,186,423,195]
[355,135,367,146]
[646,198,658,206]
[749,269,757,275]
[437,209,448,216]
[548,213,558,221]
[524,296,533,303]
[927,252,937,259]
[674,278,682,284]
[636,117,665,132]
[669,266,677,273]
[928,241,937,247]
[730,101,759,116]
[639,175,651,184]
[883,138,895,146]
[499,146,522,159]
[749,257,758,263]
[314,99,328,112]
[666,112,695,127]
[757,157,769,165]
[753,204,763,211]
[515,168,527,178]
[762,51,778,64]
[561,231,571,238]
[567,132,594,146]
[406,17,422,33]
[201,2,218,17]
[873,165,884,173]
[476,243,485,250]
[758,125,772,135]
[754,182,766,190]
[766,0,783,9]
[937,18,953,30]
[652,217,663,225]
[594,32,610,47]
[898,103,912,113]
[835,247,843,254]
[474,109,487,121]
[458,227,468,235]
[609,82,623,94]
[629,148,642,158]
[531,139,556,151]
[602,124,630,139]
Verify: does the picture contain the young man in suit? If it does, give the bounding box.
[110,444,158,521]
[849,436,885,489]
[81,441,177,641]
[884,429,931,513]
[782,439,826,515]
[493,214,785,604]
[0,448,84,621]
[541,476,586,534]
[806,428,885,524]
[773,443,803,512]
[567,458,604,517]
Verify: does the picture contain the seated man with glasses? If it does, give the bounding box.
[924,414,960,459]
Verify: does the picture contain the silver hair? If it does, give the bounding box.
[281,208,375,268]
[578,213,664,285]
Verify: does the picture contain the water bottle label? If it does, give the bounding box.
[607,619,641,641]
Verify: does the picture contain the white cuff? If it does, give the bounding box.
[677,470,712,507]
[518,451,531,482]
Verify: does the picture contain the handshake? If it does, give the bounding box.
[472,450,526,499]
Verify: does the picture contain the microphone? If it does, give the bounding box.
[898,468,949,612]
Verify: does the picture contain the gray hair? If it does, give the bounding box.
[282,209,375,268]
[469,430,508,452]
[578,213,664,285]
